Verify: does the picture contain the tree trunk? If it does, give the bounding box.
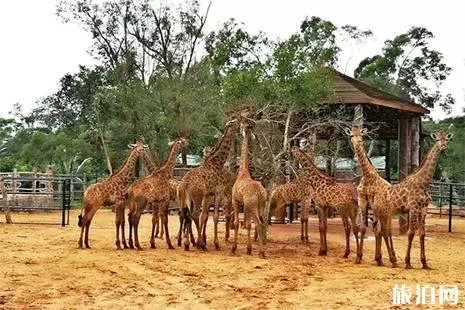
[99,128,113,175]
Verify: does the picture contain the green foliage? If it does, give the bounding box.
[423,117,465,183]
[354,27,455,113]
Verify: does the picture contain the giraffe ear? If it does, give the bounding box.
[127,143,136,148]
[168,141,175,146]
[446,133,454,140]
[143,144,149,149]
[343,127,352,136]
[430,133,438,140]
[360,128,368,136]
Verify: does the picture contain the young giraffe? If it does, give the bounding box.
[291,146,360,258]
[78,141,147,249]
[345,127,395,266]
[126,138,187,250]
[387,132,453,269]
[141,150,181,239]
[231,119,267,258]
[140,150,164,238]
[178,116,241,251]
[269,181,311,243]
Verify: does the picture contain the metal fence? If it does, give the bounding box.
[0,176,71,226]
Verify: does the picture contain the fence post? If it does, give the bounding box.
[61,179,71,227]
[448,184,453,233]
[0,177,12,223]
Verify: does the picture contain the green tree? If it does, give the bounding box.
[354,27,455,113]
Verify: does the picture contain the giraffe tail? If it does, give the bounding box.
[77,199,84,227]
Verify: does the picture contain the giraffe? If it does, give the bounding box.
[78,141,147,249]
[126,138,187,250]
[291,146,360,258]
[177,115,241,251]
[139,149,165,238]
[269,182,311,243]
[231,119,267,258]
[345,127,397,266]
[388,132,453,269]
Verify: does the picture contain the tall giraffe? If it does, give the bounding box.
[345,127,405,267]
[177,115,241,251]
[231,118,267,258]
[78,141,147,249]
[388,132,453,268]
[126,138,187,250]
[291,146,360,258]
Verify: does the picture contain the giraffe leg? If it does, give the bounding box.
[153,203,160,238]
[385,217,397,268]
[161,202,174,249]
[197,195,209,250]
[349,206,360,261]
[225,201,232,242]
[150,206,157,249]
[159,212,165,239]
[213,195,220,250]
[405,211,418,269]
[182,208,192,251]
[78,224,85,249]
[133,212,143,251]
[231,199,240,254]
[300,200,310,244]
[245,212,252,255]
[84,220,92,249]
[356,197,368,264]
[128,210,134,249]
[253,208,265,258]
[318,207,328,256]
[419,208,429,269]
[374,218,383,266]
[115,203,125,250]
[177,209,183,247]
[120,203,128,249]
[342,214,351,258]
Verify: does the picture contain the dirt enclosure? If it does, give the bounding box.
[1,210,464,309]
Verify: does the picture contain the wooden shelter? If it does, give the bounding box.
[326,70,429,181]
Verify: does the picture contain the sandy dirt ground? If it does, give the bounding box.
[1,209,464,309]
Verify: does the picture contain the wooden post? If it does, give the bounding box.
[398,116,412,234]
[0,177,12,223]
[385,139,391,182]
[32,167,37,193]
[410,116,420,172]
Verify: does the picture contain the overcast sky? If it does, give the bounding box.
[1,0,463,120]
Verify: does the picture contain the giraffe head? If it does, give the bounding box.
[128,140,148,154]
[202,145,214,158]
[168,137,188,150]
[344,126,368,145]
[430,132,453,151]
[240,117,256,139]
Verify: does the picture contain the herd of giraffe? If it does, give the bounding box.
[77,109,453,269]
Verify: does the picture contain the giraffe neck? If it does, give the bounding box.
[112,148,141,182]
[353,139,381,180]
[407,142,442,186]
[158,143,180,178]
[239,131,251,178]
[294,149,333,186]
[142,151,157,174]
[205,121,238,169]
